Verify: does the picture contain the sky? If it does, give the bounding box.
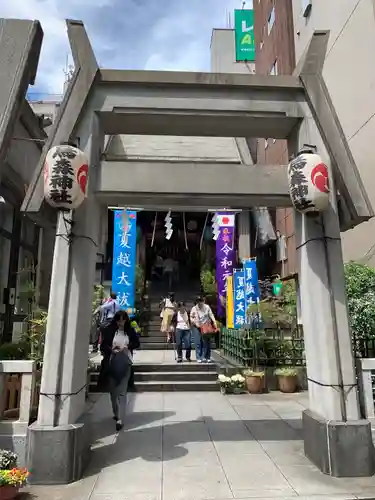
[0,0,253,99]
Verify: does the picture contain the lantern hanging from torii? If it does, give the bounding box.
[43,143,89,210]
[287,146,330,214]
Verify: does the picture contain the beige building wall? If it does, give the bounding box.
[293,0,375,265]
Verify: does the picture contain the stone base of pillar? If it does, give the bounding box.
[26,422,90,484]
[303,409,375,477]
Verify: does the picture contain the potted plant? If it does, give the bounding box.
[274,367,298,393]
[0,450,29,499]
[243,369,265,394]
[217,373,245,394]
[218,374,231,394]
[230,374,246,394]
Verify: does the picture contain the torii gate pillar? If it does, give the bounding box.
[292,32,374,477]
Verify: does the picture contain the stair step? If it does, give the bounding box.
[89,380,218,393]
[89,371,216,383]
[135,363,217,372]
[135,371,217,382]
[140,343,217,350]
[89,362,217,378]
[139,343,175,349]
[135,381,219,392]
[141,337,171,343]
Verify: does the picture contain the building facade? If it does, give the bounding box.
[254,0,375,267]
[0,101,47,342]
[253,0,297,277]
[292,0,375,266]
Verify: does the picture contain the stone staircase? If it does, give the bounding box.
[141,281,200,349]
[89,361,218,392]
[142,299,197,350]
[88,280,219,392]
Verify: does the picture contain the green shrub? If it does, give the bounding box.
[0,342,30,360]
[344,262,375,356]
[200,267,217,297]
[274,367,298,377]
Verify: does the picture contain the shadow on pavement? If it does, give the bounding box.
[83,399,302,478]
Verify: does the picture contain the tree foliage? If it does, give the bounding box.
[200,264,217,298]
[344,262,375,354]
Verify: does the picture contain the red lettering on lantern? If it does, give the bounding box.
[77,164,88,195]
[311,163,329,194]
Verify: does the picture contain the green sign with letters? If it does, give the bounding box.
[234,9,256,62]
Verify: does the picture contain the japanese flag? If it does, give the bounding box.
[217,214,235,228]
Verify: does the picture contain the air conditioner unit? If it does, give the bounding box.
[303,0,312,18]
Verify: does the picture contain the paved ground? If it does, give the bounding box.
[23,388,375,500]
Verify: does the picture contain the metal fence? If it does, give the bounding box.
[221,327,375,368]
[352,335,375,359]
[221,327,305,368]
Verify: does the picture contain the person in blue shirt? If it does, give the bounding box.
[92,292,121,353]
[95,292,121,321]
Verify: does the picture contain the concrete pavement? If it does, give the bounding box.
[22,387,375,500]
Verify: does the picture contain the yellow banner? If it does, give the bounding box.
[226,275,234,329]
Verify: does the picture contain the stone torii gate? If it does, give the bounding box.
[19,20,374,483]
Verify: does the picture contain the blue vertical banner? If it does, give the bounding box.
[112,210,137,314]
[243,259,260,316]
[233,269,246,329]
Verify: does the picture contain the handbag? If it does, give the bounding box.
[196,305,217,335]
[109,350,132,385]
[200,322,216,335]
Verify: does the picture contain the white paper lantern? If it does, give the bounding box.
[43,144,89,210]
[287,149,330,213]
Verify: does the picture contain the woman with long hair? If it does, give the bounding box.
[160,292,177,342]
[98,310,140,431]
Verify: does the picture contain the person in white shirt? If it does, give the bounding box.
[190,296,217,363]
[171,302,192,363]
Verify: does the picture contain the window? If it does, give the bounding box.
[268,6,275,35]
[270,59,278,75]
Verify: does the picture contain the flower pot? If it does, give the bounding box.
[278,375,297,393]
[0,486,19,500]
[245,376,263,394]
[220,386,227,395]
